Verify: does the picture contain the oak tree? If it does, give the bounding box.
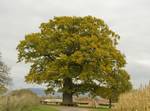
[17,16,131,105]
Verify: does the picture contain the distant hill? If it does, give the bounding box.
[28,88,46,96]
[28,88,90,98]
[28,88,62,97]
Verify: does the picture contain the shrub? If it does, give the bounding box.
[0,89,40,111]
[111,85,150,111]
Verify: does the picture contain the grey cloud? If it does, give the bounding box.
[126,61,150,88]
[0,0,150,89]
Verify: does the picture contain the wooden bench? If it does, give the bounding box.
[40,99,62,105]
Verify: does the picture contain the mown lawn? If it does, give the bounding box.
[31,105,58,111]
[89,107,110,111]
[80,105,110,111]
[90,108,110,111]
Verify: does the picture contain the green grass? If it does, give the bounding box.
[88,106,110,111]
[90,108,110,111]
[79,105,110,111]
[31,105,58,111]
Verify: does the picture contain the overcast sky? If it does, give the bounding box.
[0,0,150,89]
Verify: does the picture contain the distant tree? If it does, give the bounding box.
[0,53,11,94]
[17,16,131,105]
[95,69,132,108]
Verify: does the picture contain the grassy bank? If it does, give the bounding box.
[31,105,58,111]
[0,89,40,111]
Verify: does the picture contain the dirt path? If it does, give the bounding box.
[54,106,90,111]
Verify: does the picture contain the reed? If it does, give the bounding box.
[111,85,150,111]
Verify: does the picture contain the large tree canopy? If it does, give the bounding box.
[17,16,131,105]
[0,53,11,94]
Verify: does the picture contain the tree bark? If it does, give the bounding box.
[63,92,73,105]
[62,77,73,106]
[109,98,112,108]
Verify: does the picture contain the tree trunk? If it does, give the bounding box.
[63,92,73,105]
[62,77,73,106]
[109,98,112,108]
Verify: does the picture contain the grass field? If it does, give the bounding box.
[31,105,58,111]
[31,105,109,111]
[90,107,110,111]
[90,108,109,111]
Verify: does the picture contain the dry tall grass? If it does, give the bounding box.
[111,85,150,111]
[0,89,40,111]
